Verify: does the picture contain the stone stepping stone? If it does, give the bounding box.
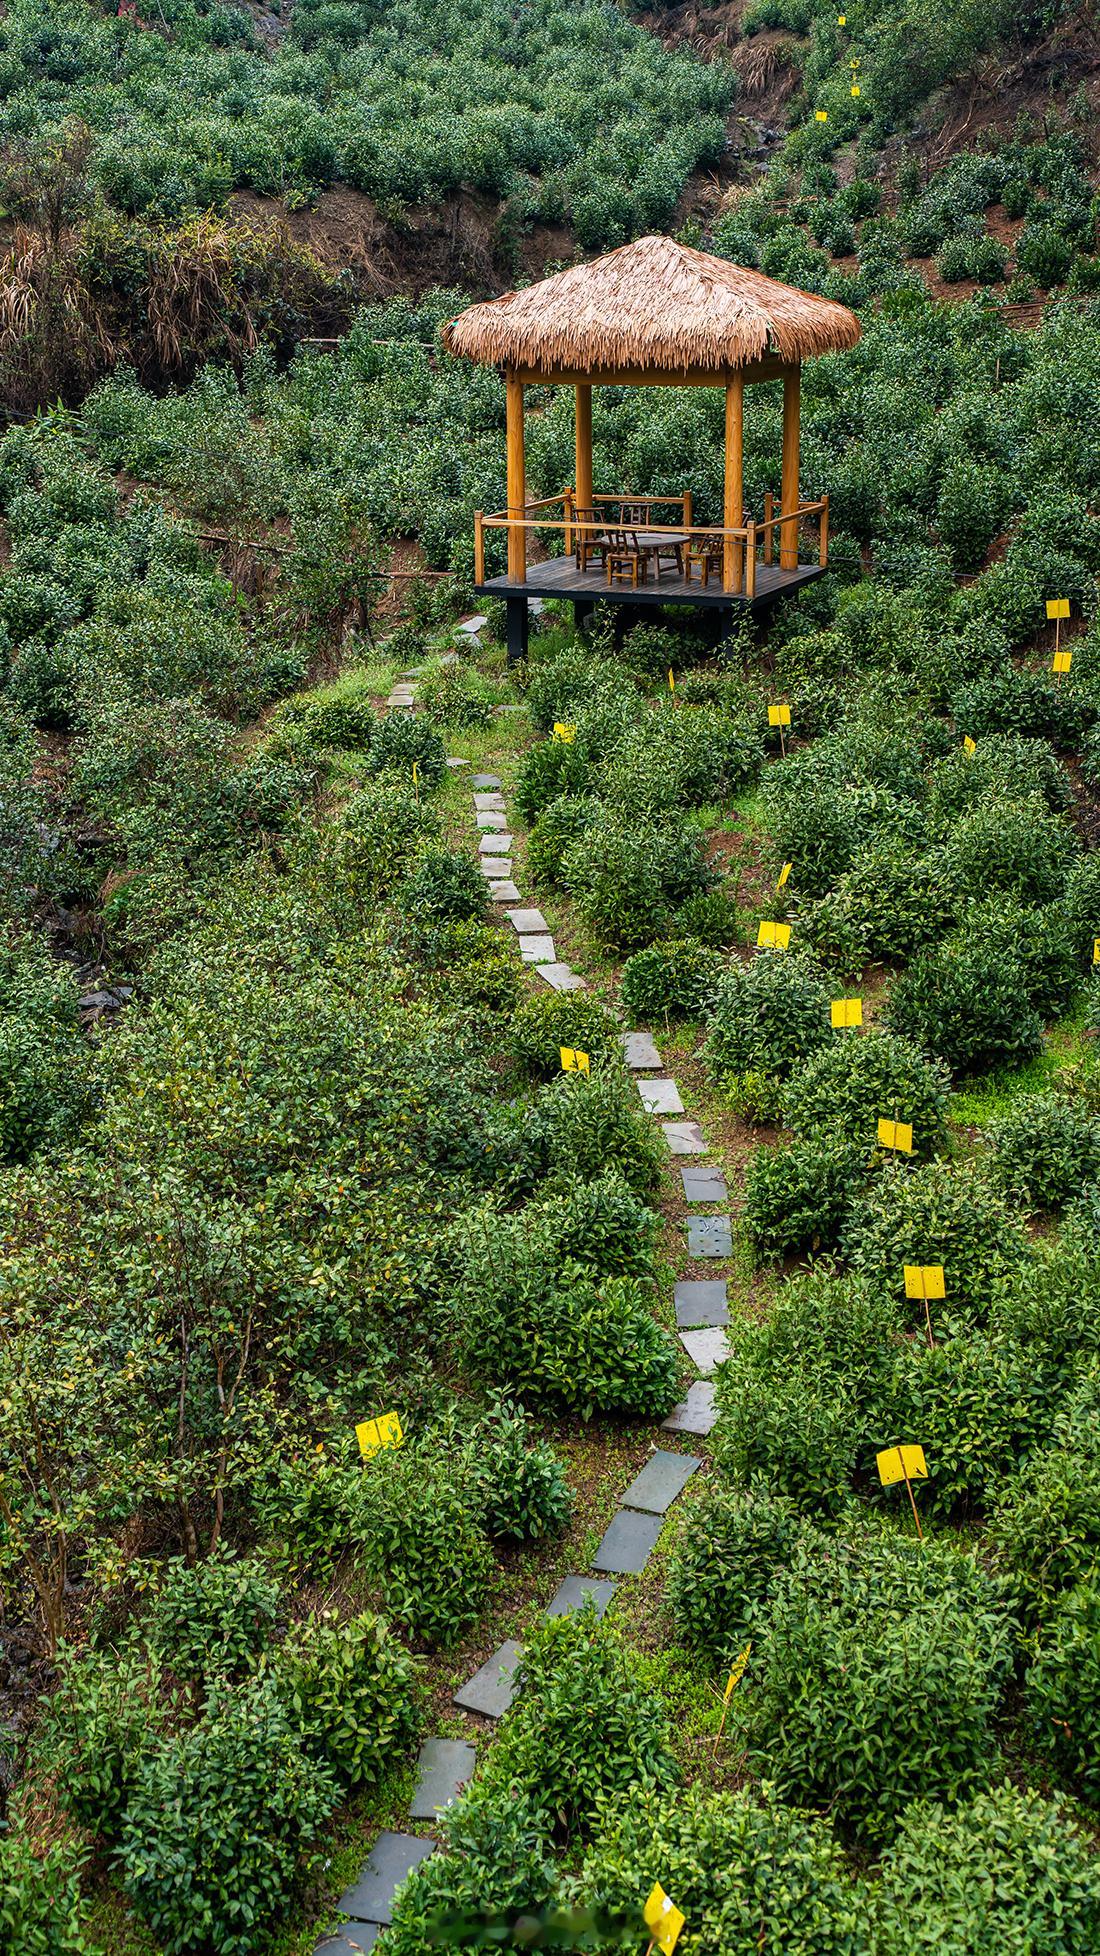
[474,792,506,810]
[679,1327,729,1374]
[477,811,509,831]
[637,1078,685,1116]
[478,834,514,855]
[401,667,424,677]
[517,934,556,964]
[409,1738,476,1821]
[505,908,548,934]
[386,696,414,709]
[472,774,501,788]
[446,758,470,769]
[538,963,587,992]
[686,1216,733,1259]
[674,1279,729,1329]
[335,1833,435,1927]
[480,857,513,878]
[315,1928,380,1954]
[490,881,523,903]
[663,1121,708,1156]
[681,1166,728,1203]
[592,1508,664,1575]
[622,1031,662,1070]
[545,1575,617,1620]
[454,1640,523,1719]
[457,614,488,634]
[620,1450,701,1515]
[662,1382,718,1436]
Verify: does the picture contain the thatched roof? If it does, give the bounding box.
[442,235,861,376]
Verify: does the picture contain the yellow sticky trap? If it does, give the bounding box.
[559,1046,590,1074]
[963,734,976,756]
[877,1118,913,1154]
[776,861,792,889]
[1046,598,1070,620]
[552,721,576,743]
[1093,938,1100,966]
[411,761,419,785]
[1053,649,1072,675]
[837,12,846,20]
[356,1411,403,1458]
[851,83,861,95]
[876,1444,928,1488]
[668,669,675,694]
[724,1641,752,1700]
[644,1885,685,1956]
[831,998,863,1028]
[904,1264,945,1301]
[768,703,792,727]
[815,109,829,121]
[757,921,791,950]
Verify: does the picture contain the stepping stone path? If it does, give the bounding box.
[454,1640,524,1719]
[410,1739,476,1821]
[546,1575,618,1618]
[620,1450,701,1515]
[686,1216,733,1259]
[622,1030,662,1070]
[681,1166,728,1203]
[327,692,741,1952]
[674,1279,729,1328]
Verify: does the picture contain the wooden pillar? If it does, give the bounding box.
[575,384,593,511]
[506,370,526,584]
[723,373,744,594]
[780,364,801,572]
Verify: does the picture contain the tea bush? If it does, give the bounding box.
[458,1270,680,1422]
[886,938,1043,1074]
[1027,1583,1100,1803]
[468,1394,572,1545]
[742,1134,869,1260]
[942,795,1076,905]
[146,1553,282,1684]
[561,814,713,952]
[0,1832,93,1956]
[666,1482,809,1660]
[988,1415,1100,1616]
[275,1609,420,1789]
[620,938,725,1022]
[704,956,833,1089]
[509,992,621,1076]
[783,1029,951,1157]
[359,1446,494,1650]
[842,1159,1031,1325]
[987,1093,1100,1210]
[885,1329,1057,1520]
[46,1642,162,1838]
[384,1780,555,1955]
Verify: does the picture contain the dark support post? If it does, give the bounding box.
[573,598,596,636]
[505,596,529,666]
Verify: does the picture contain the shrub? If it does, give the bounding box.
[800,845,955,970]
[46,1642,162,1837]
[509,991,621,1077]
[537,1067,664,1195]
[577,1784,864,1955]
[749,1531,1013,1842]
[561,815,712,951]
[276,1610,420,1789]
[527,793,602,886]
[398,848,488,926]
[987,1093,1100,1209]
[886,938,1043,1074]
[531,1168,658,1279]
[1027,1583,1100,1801]
[783,1029,951,1157]
[620,938,725,1022]
[937,458,1009,570]
[0,1832,94,1956]
[954,895,1078,1016]
[359,1447,493,1650]
[483,1607,678,1839]
[147,1553,282,1684]
[369,710,447,786]
[515,735,594,823]
[704,956,833,1087]
[119,1677,338,1956]
[988,1419,1100,1615]
[742,1135,868,1261]
[384,1781,555,1956]
[328,780,439,903]
[885,1330,1055,1520]
[842,1159,1031,1327]
[468,1394,572,1545]
[673,885,739,947]
[666,1482,809,1661]
[942,795,1075,905]
[458,1266,680,1422]
[929,735,1070,826]
[1016,220,1073,288]
[873,1784,1100,1956]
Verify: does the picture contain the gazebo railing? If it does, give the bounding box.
[473,489,829,597]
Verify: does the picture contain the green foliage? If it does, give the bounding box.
[509,992,621,1077]
[1027,1583,1100,1802]
[704,956,833,1088]
[146,1552,282,1683]
[360,1444,494,1650]
[988,1405,1100,1615]
[783,1029,951,1157]
[398,848,489,928]
[742,1133,867,1260]
[46,1642,162,1837]
[619,938,725,1022]
[0,1831,95,1956]
[276,1608,420,1789]
[942,795,1076,905]
[561,813,713,952]
[842,1159,1030,1326]
[987,1093,1100,1209]
[666,1482,809,1661]
[886,937,1043,1074]
[749,1531,1013,1843]
[468,1394,572,1545]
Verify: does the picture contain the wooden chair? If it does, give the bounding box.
[684,537,724,586]
[618,501,650,526]
[605,528,647,587]
[573,507,607,572]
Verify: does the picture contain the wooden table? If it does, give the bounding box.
[634,530,690,575]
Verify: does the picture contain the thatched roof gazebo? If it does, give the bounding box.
[443,235,861,656]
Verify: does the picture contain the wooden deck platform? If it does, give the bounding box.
[477,554,826,612]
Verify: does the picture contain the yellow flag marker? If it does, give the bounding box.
[757,920,791,950]
[559,1046,590,1074]
[767,703,791,727]
[356,1411,403,1458]
[712,1639,752,1756]
[876,1443,928,1538]
[552,721,576,743]
[851,83,861,95]
[1046,598,1070,620]
[1093,938,1100,966]
[831,997,863,1029]
[815,109,829,121]
[877,1117,913,1154]
[644,1884,685,1956]
[668,668,675,695]
[963,734,976,756]
[838,12,846,20]
[1053,648,1072,676]
[776,861,792,889]
[904,1263,944,1347]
